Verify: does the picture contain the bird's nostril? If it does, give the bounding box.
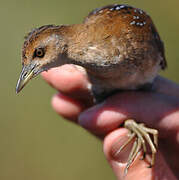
[23,72,27,77]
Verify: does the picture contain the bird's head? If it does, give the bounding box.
[16,25,68,93]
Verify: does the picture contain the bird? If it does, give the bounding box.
[16,4,167,175]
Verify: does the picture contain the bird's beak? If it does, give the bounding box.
[16,64,36,93]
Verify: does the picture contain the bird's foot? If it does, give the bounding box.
[114,119,158,175]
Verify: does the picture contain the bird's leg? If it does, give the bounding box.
[115,119,158,174]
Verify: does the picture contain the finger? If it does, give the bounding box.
[103,129,177,180]
[41,65,90,92]
[51,92,84,122]
[78,91,179,136]
[41,65,93,105]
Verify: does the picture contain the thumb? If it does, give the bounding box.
[103,128,177,180]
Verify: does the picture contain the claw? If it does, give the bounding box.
[124,137,141,176]
[121,119,158,174]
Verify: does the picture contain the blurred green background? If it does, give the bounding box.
[0,0,178,179]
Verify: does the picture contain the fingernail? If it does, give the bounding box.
[110,134,135,163]
[72,65,87,75]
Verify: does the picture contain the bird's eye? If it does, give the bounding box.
[34,48,45,58]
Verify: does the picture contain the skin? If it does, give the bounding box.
[41,64,179,180]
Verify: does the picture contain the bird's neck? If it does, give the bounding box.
[54,24,114,76]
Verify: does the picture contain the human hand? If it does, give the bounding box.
[41,65,179,180]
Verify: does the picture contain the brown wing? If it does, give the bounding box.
[84,4,167,70]
[84,4,133,24]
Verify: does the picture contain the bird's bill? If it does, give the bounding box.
[16,64,35,93]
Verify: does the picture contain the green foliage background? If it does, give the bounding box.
[0,0,178,179]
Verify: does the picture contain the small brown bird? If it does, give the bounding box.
[16,4,166,174]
